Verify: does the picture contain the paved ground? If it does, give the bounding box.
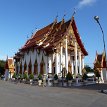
[0,80,107,107]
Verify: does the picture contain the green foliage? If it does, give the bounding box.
[84,65,94,73]
[0,60,6,75]
[17,73,22,78]
[12,73,17,78]
[29,73,34,79]
[95,70,101,78]
[66,72,73,81]
[54,74,58,80]
[82,73,88,80]
[38,74,42,80]
[23,73,28,79]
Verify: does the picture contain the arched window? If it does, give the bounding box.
[20,62,22,74]
[34,59,38,75]
[24,60,27,73]
[40,56,45,75]
[28,58,32,75]
[52,62,55,75]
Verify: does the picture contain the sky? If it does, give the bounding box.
[0,0,107,67]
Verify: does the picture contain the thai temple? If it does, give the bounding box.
[94,51,107,82]
[14,16,88,77]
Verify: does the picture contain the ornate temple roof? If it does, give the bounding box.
[94,51,107,68]
[15,17,88,58]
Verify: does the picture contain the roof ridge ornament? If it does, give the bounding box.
[72,8,76,18]
[70,8,76,25]
[51,14,58,30]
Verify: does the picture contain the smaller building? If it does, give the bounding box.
[94,51,107,83]
[4,57,15,80]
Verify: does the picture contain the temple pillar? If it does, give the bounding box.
[71,56,74,75]
[74,41,78,75]
[60,43,63,72]
[48,56,52,73]
[65,36,68,72]
[82,57,84,70]
[79,51,82,75]
[55,50,58,74]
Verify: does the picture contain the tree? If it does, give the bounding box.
[0,60,6,76]
[84,65,94,73]
[82,73,88,80]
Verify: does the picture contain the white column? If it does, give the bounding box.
[79,51,82,75]
[65,36,68,72]
[71,57,74,75]
[48,56,52,73]
[74,41,78,75]
[55,51,58,74]
[82,57,84,70]
[45,56,48,74]
[60,43,63,73]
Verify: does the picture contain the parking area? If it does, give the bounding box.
[0,80,107,107]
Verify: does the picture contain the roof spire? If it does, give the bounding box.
[51,13,58,30]
[63,13,66,19]
[72,8,76,18]
[54,12,58,23]
[70,8,77,24]
[59,14,66,29]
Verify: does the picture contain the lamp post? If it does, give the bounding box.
[94,16,106,53]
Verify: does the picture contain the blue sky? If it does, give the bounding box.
[0,0,107,67]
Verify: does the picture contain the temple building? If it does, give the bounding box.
[94,51,107,82]
[14,16,88,77]
[4,57,15,80]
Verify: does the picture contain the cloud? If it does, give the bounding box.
[76,0,97,9]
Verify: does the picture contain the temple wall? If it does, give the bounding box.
[20,49,48,74]
[17,48,85,76]
[103,68,107,81]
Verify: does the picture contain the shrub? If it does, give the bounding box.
[29,73,34,79]
[12,73,17,78]
[17,73,22,79]
[66,72,73,81]
[23,73,28,79]
[82,73,88,80]
[38,74,42,80]
[54,74,58,80]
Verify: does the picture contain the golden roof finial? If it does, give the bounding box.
[72,8,76,18]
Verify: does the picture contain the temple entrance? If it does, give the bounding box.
[52,62,55,74]
[40,57,45,75]
[34,64,38,75]
[62,67,67,78]
[16,65,18,74]
[20,62,22,74]
[24,61,27,73]
[28,62,32,75]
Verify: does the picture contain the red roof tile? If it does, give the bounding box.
[17,17,88,57]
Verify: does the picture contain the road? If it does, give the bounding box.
[0,80,107,107]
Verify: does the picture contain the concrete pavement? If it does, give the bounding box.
[0,80,107,107]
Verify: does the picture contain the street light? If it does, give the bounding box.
[94,16,106,53]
